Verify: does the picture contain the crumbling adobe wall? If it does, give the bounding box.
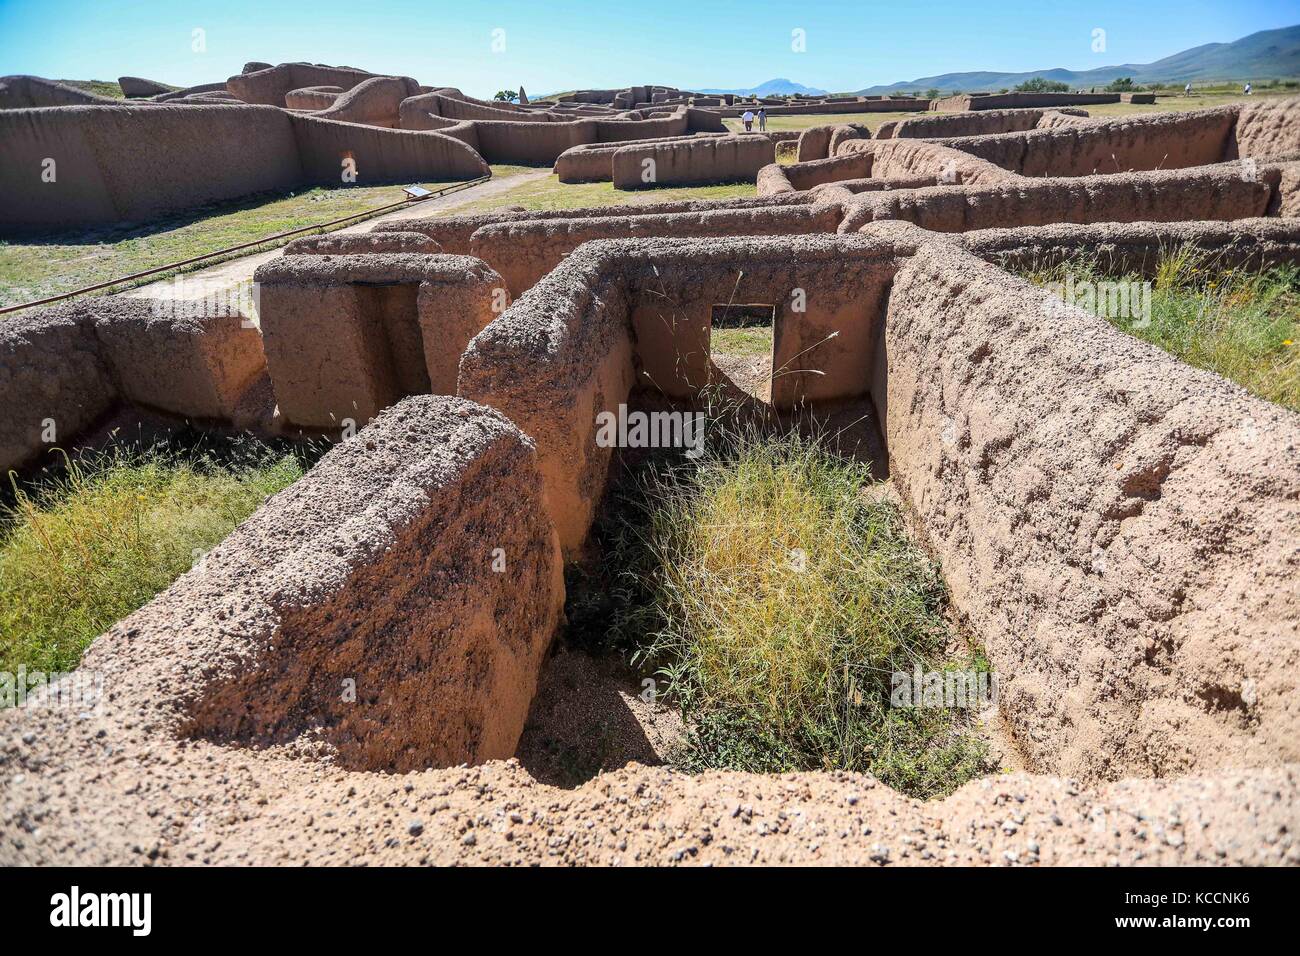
[1233,95,1300,161]
[884,107,1089,139]
[176,396,564,770]
[118,76,174,98]
[554,133,724,183]
[315,75,421,127]
[287,111,488,182]
[610,134,774,189]
[838,165,1273,233]
[836,139,1016,185]
[929,106,1238,176]
[285,85,344,110]
[0,302,116,475]
[284,231,443,255]
[255,253,507,429]
[935,91,1119,111]
[880,237,1300,782]
[226,62,374,106]
[0,104,302,231]
[459,246,637,554]
[958,218,1300,276]
[469,203,842,296]
[0,74,123,108]
[0,293,265,474]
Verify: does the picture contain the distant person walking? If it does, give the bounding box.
[1184,82,1192,97]
[758,107,767,132]
[1244,82,1253,95]
[742,108,754,132]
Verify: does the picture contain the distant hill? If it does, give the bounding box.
[699,78,829,96]
[856,24,1300,94]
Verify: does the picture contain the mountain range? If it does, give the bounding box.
[698,78,828,96]
[854,24,1300,95]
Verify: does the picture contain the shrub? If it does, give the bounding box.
[592,424,990,799]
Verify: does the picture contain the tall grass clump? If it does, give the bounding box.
[1022,246,1299,412]
[598,425,989,799]
[1,443,305,676]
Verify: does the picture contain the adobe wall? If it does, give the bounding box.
[554,133,722,182]
[285,85,344,110]
[315,75,421,127]
[0,302,117,475]
[0,293,265,474]
[468,203,843,296]
[929,107,1238,176]
[118,76,174,98]
[838,165,1274,233]
[0,74,122,108]
[836,139,1017,185]
[287,112,489,182]
[959,218,1300,275]
[254,253,507,429]
[610,134,774,189]
[881,237,1300,780]
[459,247,638,553]
[1233,95,1300,160]
[0,104,303,232]
[226,62,374,106]
[935,91,1120,111]
[883,107,1089,139]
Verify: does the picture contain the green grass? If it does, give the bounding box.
[711,325,773,359]
[1021,247,1300,412]
[583,424,989,799]
[0,443,306,675]
[447,172,755,215]
[0,165,529,312]
[58,79,125,99]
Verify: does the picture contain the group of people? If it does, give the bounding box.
[740,107,767,132]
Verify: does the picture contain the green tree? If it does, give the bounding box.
[1015,77,1070,93]
[493,89,518,102]
[1105,77,1136,92]
[924,88,941,99]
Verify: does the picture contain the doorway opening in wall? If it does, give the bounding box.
[710,302,775,402]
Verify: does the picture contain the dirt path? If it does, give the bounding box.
[122,169,550,305]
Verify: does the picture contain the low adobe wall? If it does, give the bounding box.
[930,106,1238,176]
[836,164,1276,233]
[0,294,264,474]
[254,253,507,428]
[468,203,842,296]
[285,85,344,110]
[1233,95,1300,161]
[118,76,173,98]
[554,133,722,182]
[935,91,1120,111]
[958,218,1300,275]
[880,235,1300,780]
[836,139,1016,186]
[882,107,1089,140]
[610,134,774,189]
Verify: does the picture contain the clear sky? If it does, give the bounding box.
[0,0,1295,98]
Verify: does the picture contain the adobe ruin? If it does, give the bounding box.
[1,73,1299,865]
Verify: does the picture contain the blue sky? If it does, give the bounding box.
[0,0,1295,98]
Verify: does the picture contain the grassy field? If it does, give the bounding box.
[1022,248,1299,412]
[581,424,990,798]
[58,79,125,99]
[0,165,535,311]
[711,325,773,359]
[447,173,755,215]
[1,443,308,676]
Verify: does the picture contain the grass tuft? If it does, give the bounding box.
[587,423,989,798]
[1,443,304,675]
[1022,246,1300,412]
